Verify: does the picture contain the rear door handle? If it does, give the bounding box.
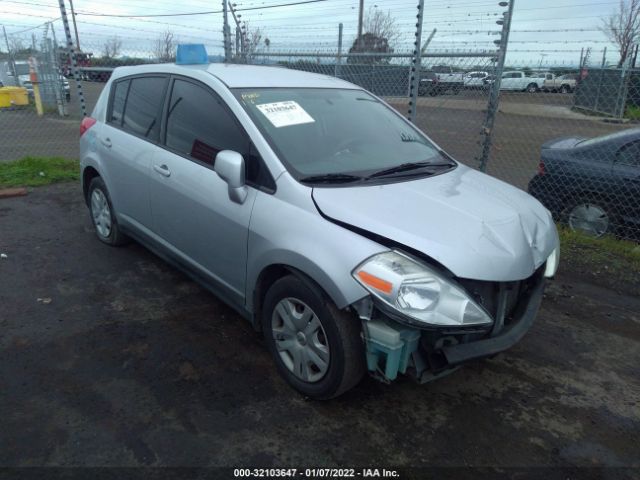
[100,137,112,148]
[153,164,171,177]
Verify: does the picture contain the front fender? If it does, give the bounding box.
[246,188,388,311]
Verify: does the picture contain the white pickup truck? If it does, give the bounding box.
[542,73,578,93]
[499,71,546,92]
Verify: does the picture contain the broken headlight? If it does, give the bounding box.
[353,251,492,327]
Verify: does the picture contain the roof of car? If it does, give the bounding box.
[112,63,359,89]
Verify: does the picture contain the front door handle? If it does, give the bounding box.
[100,137,112,148]
[153,164,171,177]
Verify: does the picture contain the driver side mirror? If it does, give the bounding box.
[214,150,248,204]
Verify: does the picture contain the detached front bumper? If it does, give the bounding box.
[361,269,546,383]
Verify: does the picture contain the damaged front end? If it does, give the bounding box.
[350,251,551,384]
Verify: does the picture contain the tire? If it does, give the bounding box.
[560,84,571,94]
[262,274,365,399]
[87,176,129,246]
[563,196,618,238]
[526,83,538,93]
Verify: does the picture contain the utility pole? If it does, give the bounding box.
[601,47,607,68]
[420,28,437,54]
[357,0,364,46]
[222,0,232,62]
[335,22,343,77]
[67,0,81,50]
[2,25,18,83]
[478,0,515,173]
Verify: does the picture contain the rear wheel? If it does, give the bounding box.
[560,84,571,94]
[526,83,538,93]
[262,275,365,399]
[565,197,617,237]
[87,177,128,246]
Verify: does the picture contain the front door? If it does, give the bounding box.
[148,77,258,305]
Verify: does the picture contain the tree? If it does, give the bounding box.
[102,36,122,59]
[243,23,263,61]
[348,8,398,64]
[154,30,176,62]
[363,7,400,49]
[348,33,393,64]
[601,0,640,67]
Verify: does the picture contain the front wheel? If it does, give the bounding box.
[262,275,365,399]
[526,83,538,93]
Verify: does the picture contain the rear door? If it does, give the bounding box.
[501,72,519,90]
[148,76,264,305]
[99,75,168,230]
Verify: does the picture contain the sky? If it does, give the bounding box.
[0,0,624,67]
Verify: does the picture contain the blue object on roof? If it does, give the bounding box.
[176,44,208,65]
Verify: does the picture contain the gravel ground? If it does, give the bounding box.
[0,182,638,476]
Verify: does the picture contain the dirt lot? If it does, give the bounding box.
[1,182,639,475]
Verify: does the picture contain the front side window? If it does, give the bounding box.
[234,88,453,183]
[165,79,247,164]
[165,79,273,189]
[122,76,167,142]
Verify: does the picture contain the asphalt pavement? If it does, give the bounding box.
[1,182,638,473]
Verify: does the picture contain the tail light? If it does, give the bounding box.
[538,160,546,176]
[80,117,96,137]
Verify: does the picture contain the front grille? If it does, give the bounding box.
[457,267,543,333]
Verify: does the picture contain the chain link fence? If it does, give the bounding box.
[1,11,639,242]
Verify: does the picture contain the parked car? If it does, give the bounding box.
[543,73,577,93]
[499,71,546,92]
[418,67,465,96]
[80,54,559,399]
[464,71,490,89]
[528,128,640,237]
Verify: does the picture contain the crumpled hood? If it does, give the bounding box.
[312,165,559,282]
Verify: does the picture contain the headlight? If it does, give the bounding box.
[353,251,492,327]
[544,247,560,278]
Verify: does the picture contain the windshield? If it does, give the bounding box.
[233,88,452,181]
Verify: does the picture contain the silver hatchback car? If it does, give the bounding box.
[80,60,559,399]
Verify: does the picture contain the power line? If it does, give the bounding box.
[74,0,328,18]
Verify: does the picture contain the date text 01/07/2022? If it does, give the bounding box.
[233,468,400,478]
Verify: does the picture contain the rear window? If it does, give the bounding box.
[121,76,167,142]
[577,129,640,148]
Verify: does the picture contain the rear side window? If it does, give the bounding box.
[617,141,640,167]
[122,76,167,142]
[109,79,129,125]
[166,79,247,164]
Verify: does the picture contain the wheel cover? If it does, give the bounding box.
[271,298,330,383]
[569,202,609,237]
[91,188,112,238]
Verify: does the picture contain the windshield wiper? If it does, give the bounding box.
[299,173,363,184]
[365,161,454,179]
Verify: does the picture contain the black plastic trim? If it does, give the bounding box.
[441,274,546,366]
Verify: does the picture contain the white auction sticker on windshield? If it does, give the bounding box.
[256,101,315,128]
